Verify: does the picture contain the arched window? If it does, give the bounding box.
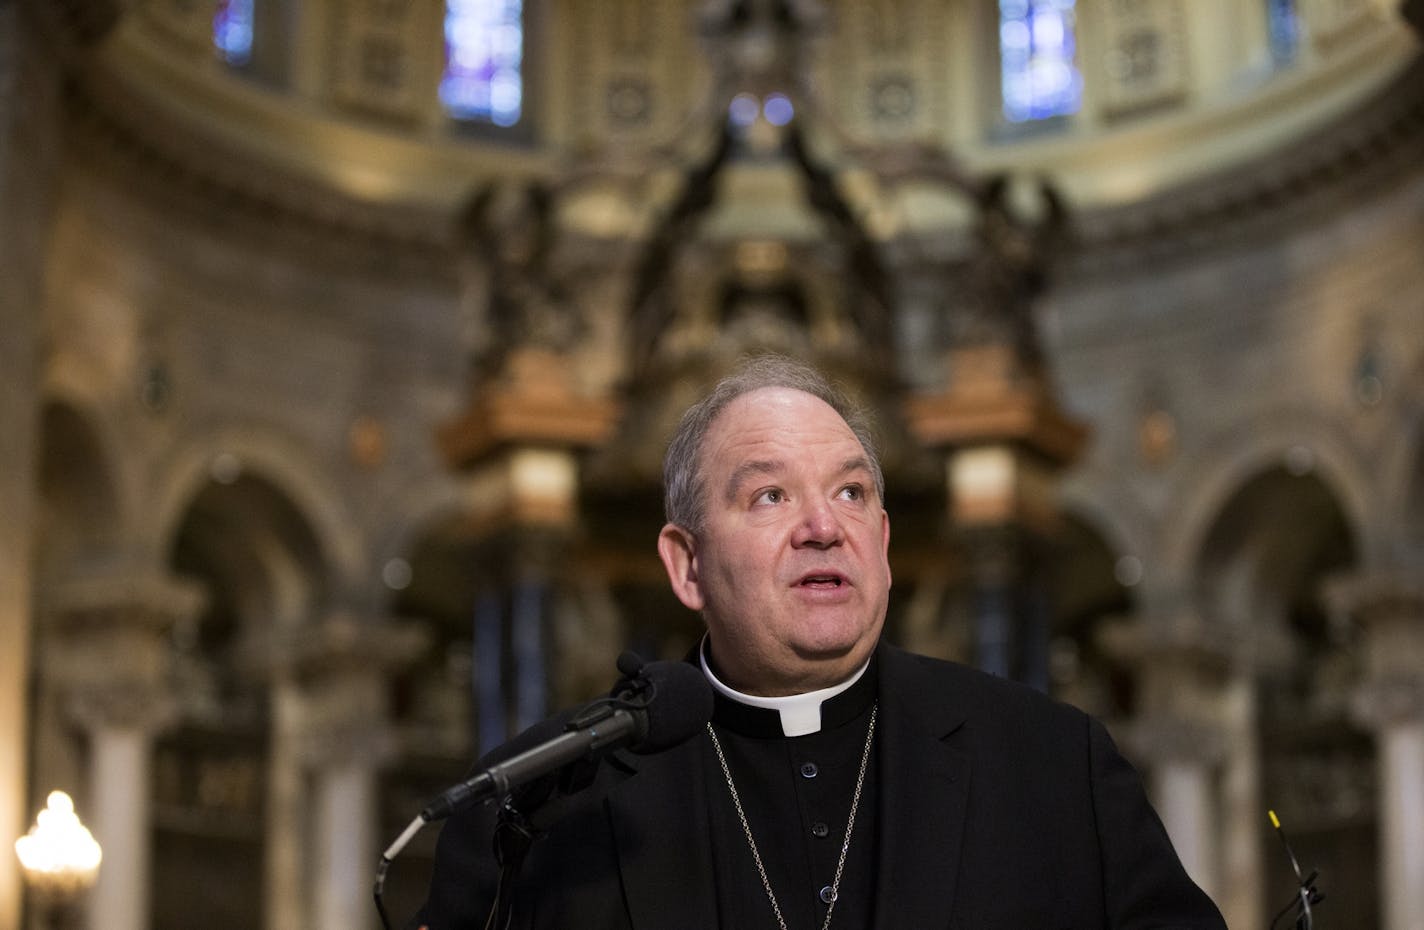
[999,0,1082,123]
[441,0,525,127]
[1267,0,1302,64]
[214,0,255,67]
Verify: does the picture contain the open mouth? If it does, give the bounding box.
[798,573,845,588]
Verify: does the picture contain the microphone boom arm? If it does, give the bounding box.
[420,707,642,822]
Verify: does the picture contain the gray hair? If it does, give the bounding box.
[662,355,885,532]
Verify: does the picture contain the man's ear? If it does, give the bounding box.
[657,523,705,611]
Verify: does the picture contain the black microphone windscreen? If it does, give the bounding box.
[615,650,646,679]
[631,660,714,754]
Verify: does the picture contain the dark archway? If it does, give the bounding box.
[154,468,329,930]
[1195,464,1372,928]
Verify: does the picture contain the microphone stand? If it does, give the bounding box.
[373,697,645,930]
[374,652,711,930]
[482,705,613,930]
[485,801,537,930]
[1267,809,1324,930]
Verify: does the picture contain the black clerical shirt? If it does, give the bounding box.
[702,656,880,930]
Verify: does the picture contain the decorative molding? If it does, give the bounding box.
[438,348,620,471]
[1069,52,1424,277]
[1324,568,1424,625]
[1353,675,1424,727]
[43,570,206,733]
[60,65,458,279]
[1099,0,1191,119]
[1125,714,1229,765]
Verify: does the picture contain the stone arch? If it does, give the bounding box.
[1192,466,1358,638]
[29,397,131,865]
[35,400,126,574]
[1159,407,1378,585]
[39,350,144,529]
[375,492,484,765]
[1380,348,1424,562]
[151,425,365,593]
[152,432,350,930]
[1188,461,1375,929]
[366,480,469,608]
[1052,505,1140,718]
[1061,469,1156,572]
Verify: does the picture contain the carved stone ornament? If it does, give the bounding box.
[260,614,429,768]
[43,570,207,733]
[1352,674,1424,728]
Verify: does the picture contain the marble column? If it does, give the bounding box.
[265,677,307,930]
[1152,739,1224,891]
[1329,571,1424,930]
[1106,618,1231,903]
[276,614,426,930]
[45,571,205,930]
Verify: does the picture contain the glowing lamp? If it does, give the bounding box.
[14,791,102,898]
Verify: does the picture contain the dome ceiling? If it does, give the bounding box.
[48,0,1424,254]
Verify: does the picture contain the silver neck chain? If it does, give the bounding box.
[705,704,877,930]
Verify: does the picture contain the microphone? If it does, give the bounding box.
[374,653,712,930]
[419,653,712,821]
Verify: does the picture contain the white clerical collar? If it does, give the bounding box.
[699,638,872,737]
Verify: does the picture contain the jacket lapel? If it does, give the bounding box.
[606,737,719,930]
[873,646,971,929]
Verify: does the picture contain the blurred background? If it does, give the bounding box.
[2,0,1423,928]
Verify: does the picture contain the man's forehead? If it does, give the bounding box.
[711,385,849,434]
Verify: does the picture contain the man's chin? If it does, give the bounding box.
[790,634,878,678]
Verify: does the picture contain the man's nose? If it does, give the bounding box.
[792,498,844,548]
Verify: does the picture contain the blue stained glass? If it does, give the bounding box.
[1267,0,1300,64]
[214,0,255,67]
[442,0,524,127]
[729,93,760,127]
[1000,0,1082,123]
[763,93,795,126]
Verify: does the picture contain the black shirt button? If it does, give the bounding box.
[800,762,818,778]
[819,885,837,904]
[811,821,830,838]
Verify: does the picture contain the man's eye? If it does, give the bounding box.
[838,485,864,501]
[754,489,785,505]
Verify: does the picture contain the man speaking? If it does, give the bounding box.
[416,356,1226,929]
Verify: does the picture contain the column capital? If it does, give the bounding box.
[276,612,429,684]
[1099,617,1236,683]
[1327,568,1424,709]
[1101,619,1232,767]
[1352,676,1424,729]
[1324,569,1424,632]
[44,570,206,733]
[1122,715,1229,766]
[44,569,207,636]
[258,614,429,768]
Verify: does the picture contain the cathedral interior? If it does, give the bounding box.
[3,1,1424,928]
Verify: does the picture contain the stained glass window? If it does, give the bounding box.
[214,0,255,67]
[441,0,524,127]
[1267,0,1301,64]
[999,0,1082,123]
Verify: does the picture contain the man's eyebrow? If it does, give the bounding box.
[839,456,873,479]
[724,459,784,501]
[723,457,874,501]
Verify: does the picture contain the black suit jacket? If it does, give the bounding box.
[418,644,1225,929]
